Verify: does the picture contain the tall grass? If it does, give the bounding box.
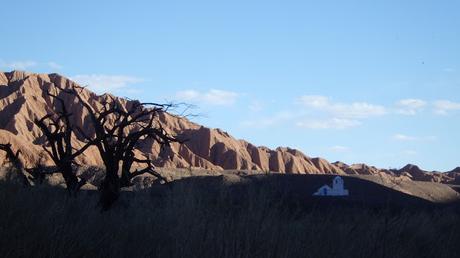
[0,179,459,258]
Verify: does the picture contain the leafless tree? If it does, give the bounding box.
[64,85,183,210]
[34,88,94,195]
[0,143,30,186]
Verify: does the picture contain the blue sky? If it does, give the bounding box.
[1,0,459,171]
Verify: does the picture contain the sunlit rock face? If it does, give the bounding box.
[0,71,458,183]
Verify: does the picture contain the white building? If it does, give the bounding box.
[313,176,349,196]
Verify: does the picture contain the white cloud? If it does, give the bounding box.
[329,145,350,152]
[392,134,437,142]
[393,134,417,141]
[433,100,460,115]
[176,89,238,106]
[47,62,63,70]
[298,95,386,118]
[242,95,460,132]
[299,95,329,108]
[396,99,426,115]
[296,118,361,129]
[240,111,294,128]
[0,59,62,71]
[394,99,460,116]
[295,95,384,129]
[402,150,417,155]
[0,60,37,70]
[71,74,144,94]
[241,113,361,130]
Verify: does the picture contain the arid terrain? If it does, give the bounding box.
[1,70,460,258]
[1,70,460,205]
[1,70,459,185]
[3,0,460,256]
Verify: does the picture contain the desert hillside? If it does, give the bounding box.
[0,70,459,183]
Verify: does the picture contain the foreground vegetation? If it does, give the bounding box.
[1,179,459,258]
[1,83,184,210]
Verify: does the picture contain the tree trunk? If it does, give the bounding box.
[59,163,80,196]
[98,167,120,211]
[120,159,134,188]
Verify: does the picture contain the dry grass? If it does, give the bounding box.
[1,170,460,258]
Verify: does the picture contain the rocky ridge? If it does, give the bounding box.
[0,71,458,183]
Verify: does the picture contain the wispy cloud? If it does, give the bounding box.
[293,95,385,129]
[401,150,417,155]
[393,134,417,141]
[0,59,37,70]
[296,118,361,129]
[433,100,460,115]
[298,95,386,118]
[47,61,63,70]
[392,134,437,142]
[242,96,387,130]
[393,98,460,116]
[329,145,350,152]
[0,59,62,71]
[240,111,294,128]
[396,99,426,115]
[71,74,144,94]
[175,89,238,106]
[242,94,460,131]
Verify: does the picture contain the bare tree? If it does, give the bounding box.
[0,143,30,186]
[64,85,183,210]
[34,88,94,195]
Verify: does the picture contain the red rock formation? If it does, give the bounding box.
[0,71,457,183]
[396,164,453,183]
